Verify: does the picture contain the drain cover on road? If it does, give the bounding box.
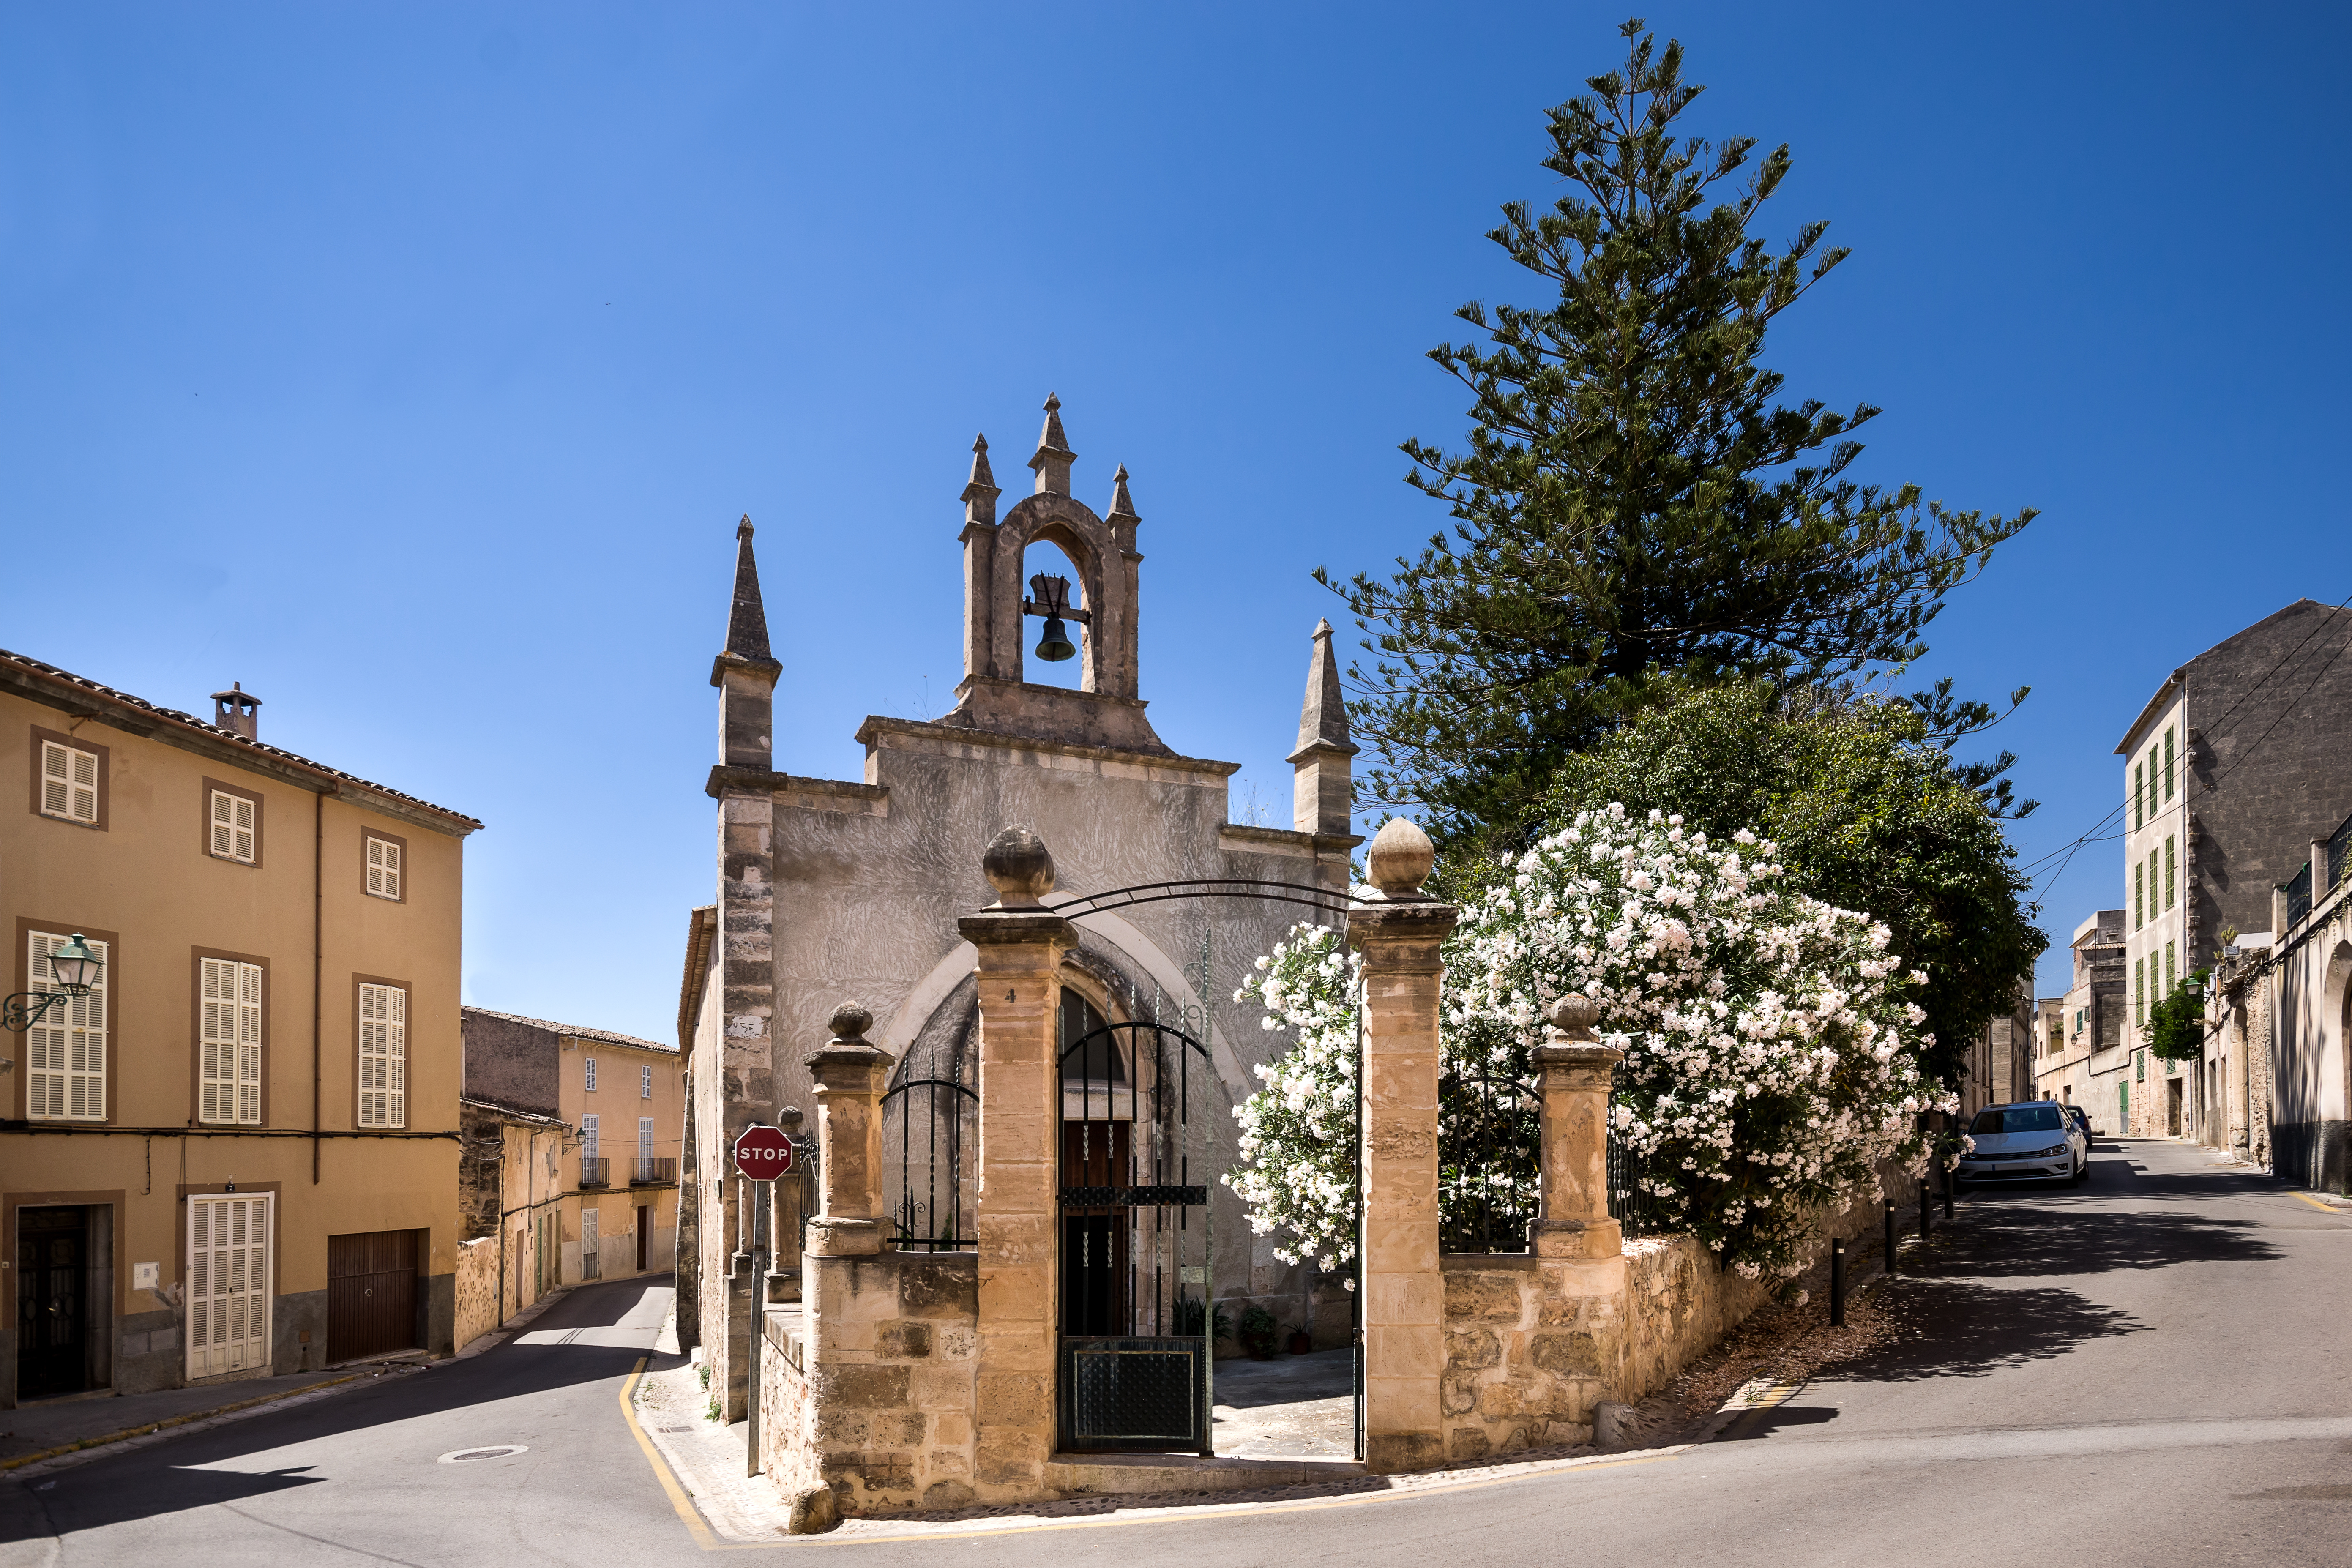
[437,1445,530,1464]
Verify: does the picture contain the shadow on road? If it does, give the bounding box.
[1836,1280,2144,1382]
[0,1275,675,1546]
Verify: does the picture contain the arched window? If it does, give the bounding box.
[1058,989,1123,1082]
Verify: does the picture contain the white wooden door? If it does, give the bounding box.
[188,1194,273,1378]
[580,1208,600,1281]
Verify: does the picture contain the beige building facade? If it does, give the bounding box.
[459,1008,683,1331]
[1,652,478,1407]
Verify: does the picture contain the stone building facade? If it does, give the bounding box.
[2036,910,2126,1131]
[675,397,1363,1421]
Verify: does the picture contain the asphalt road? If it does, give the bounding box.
[7,1137,2349,1565]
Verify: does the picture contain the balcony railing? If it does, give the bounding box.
[631,1156,677,1186]
[2284,862,2314,930]
[578,1157,610,1188]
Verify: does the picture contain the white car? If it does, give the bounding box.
[1953,1100,2089,1187]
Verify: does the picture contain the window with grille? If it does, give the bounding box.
[365,835,403,900]
[2165,836,2177,910]
[25,930,107,1121]
[358,983,407,1127]
[188,1194,272,1379]
[39,739,99,825]
[200,957,264,1125]
[585,1056,597,1092]
[641,1065,652,1099]
[209,789,257,864]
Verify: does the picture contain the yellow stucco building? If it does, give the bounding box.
[459,1008,683,1330]
[1,652,479,1407]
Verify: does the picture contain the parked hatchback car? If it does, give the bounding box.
[1954,1100,2089,1187]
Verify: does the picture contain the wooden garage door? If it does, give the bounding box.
[327,1229,418,1363]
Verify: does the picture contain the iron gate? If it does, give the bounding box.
[1057,1018,1215,1453]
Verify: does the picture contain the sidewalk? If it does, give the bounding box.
[0,1361,417,1473]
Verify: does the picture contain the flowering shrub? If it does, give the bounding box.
[1224,806,1951,1281]
[1222,923,1362,1276]
[1449,804,1948,1276]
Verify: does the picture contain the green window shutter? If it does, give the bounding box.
[2164,727,2176,800]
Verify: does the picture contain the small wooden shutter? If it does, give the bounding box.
[366,836,402,899]
[27,931,107,1121]
[584,1056,597,1092]
[358,983,407,1127]
[210,789,256,863]
[188,1194,272,1377]
[200,958,263,1124]
[641,1065,652,1100]
[40,740,98,824]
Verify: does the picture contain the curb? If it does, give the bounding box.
[0,1373,370,1472]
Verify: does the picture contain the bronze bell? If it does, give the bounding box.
[1034,615,1078,662]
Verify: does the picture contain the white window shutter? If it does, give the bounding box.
[581,1113,599,1164]
[41,741,98,824]
[210,791,256,863]
[202,959,264,1125]
[187,1194,272,1378]
[585,1056,596,1092]
[366,836,403,899]
[639,1116,654,1160]
[641,1065,652,1100]
[358,983,407,1127]
[28,931,106,1121]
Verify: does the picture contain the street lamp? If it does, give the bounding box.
[3,934,104,1033]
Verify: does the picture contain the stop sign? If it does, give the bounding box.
[733,1123,794,1180]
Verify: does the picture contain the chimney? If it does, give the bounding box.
[210,682,261,740]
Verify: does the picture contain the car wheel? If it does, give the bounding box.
[2073,1156,2089,1183]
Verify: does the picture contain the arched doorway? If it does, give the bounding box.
[1056,990,1216,1454]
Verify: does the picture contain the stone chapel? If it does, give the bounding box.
[675,396,1364,1419]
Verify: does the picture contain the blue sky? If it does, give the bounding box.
[4,2,2347,1038]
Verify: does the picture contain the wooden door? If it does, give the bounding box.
[16,1206,88,1399]
[636,1206,650,1272]
[327,1229,418,1363]
[188,1196,272,1378]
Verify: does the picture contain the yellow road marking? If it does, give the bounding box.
[619,1356,728,1551]
[2289,1190,2343,1214]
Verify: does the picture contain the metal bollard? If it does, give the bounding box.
[1830,1237,1846,1327]
[1944,1169,1955,1222]
[1885,1200,1898,1276]
[1920,1179,1931,1241]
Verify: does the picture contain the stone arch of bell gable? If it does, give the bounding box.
[990,493,1114,689]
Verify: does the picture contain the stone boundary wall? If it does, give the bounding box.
[759,1252,980,1516]
[1440,1193,1890,1462]
[453,1235,500,1354]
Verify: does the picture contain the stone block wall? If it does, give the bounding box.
[454,1235,500,1354]
[1439,1193,1890,1461]
[759,1251,980,1517]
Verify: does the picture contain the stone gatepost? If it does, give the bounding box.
[769,1106,808,1304]
[956,826,1074,1499]
[1530,996,1625,1260]
[1347,819,1459,1474]
[804,1007,888,1262]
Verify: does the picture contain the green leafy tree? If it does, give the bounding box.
[2145,973,2210,1063]
[1321,19,2035,847]
[1469,680,2046,1092]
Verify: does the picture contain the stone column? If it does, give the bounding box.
[1530,996,1625,1259]
[1347,819,1458,1474]
[805,1007,888,1259]
[957,827,1075,1499]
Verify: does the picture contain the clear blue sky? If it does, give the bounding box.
[5,3,2347,1039]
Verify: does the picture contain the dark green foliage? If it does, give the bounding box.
[2146,973,2210,1063]
[1485,680,2047,1093]
[1321,20,2034,849]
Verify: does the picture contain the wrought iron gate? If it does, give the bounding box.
[1056,1018,1215,1453]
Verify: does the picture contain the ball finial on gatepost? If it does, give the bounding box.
[826,1002,872,1044]
[1545,993,1600,1044]
[1364,818,1435,899]
[981,825,1057,908]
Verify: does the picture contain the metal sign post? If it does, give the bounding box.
[733,1124,795,1478]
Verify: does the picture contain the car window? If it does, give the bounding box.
[1970,1105,2065,1134]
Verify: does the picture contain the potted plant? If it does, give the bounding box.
[1285,1323,1314,1355]
[1237,1304,1280,1360]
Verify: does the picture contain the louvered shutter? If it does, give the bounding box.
[358,983,407,1127]
[27,931,107,1121]
[200,958,264,1124]
[366,836,402,899]
[210,790,256,863]
[581,1113,599,1164]
[40,741,98,824]
[187,1194,272,1377]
